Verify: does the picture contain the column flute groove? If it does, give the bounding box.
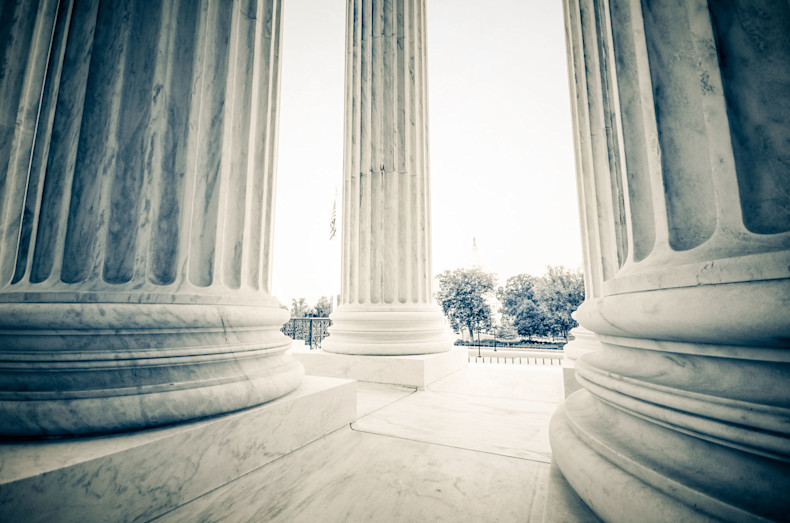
[260,0,283,293]
[0,0,58,287]
[560,0,606,400]
[8,0,67,287]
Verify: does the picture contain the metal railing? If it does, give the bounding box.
[454,338,567,351]
[467,352,564,366]
[281,317,331,349]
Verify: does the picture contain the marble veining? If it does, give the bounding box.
[353,390,557,463]
[356,381,416,418]
[158,426,550,522]
[156,365,564,522]
[353,365,565,463]
[431,365,565,404]
[0,376,356,523]
[0,0,302,437]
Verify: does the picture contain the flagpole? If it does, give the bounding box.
[329,188,339,315]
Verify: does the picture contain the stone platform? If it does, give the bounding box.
[0,376,357,523]
[1,364,597,522]
[158,365,595,522]
[292,345,468,389]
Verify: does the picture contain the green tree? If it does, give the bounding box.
[493,315,518,339]
[497,274,549,338]
[307,296,333,317]
[534,265,584,337]
[498,266,585,339]
[290,298,310,318]
[435,268,497,338]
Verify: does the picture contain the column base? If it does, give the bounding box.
[0,300,304,437]
[550,399,714,522]
[550,333,790,522]
[561,326,602,398]
[321,306,454,355]
[292,345,467,389]
[542,461,600,522]
[0,376,356,522]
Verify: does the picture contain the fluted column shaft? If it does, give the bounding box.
[322,0,451,355]
[559,0,609,397]
[0,0,302,437]
[553,0,790,520]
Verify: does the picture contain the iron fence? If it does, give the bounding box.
[467,353,564,366]
[281,317,332,349]
[454,338,566,350]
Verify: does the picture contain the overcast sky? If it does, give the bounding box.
[272,0,582,307]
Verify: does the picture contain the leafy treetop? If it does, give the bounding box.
[435,267,497,338]
[290,296,333,318]
[497,266,584,338]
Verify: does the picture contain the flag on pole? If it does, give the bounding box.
[329,192,337,240]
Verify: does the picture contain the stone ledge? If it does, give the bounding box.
[292,347,468,389]
[0,376,357,523]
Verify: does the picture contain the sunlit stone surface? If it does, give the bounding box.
[322,0,453,355]
[293,343,467,389]
[0,0,302,437]
[554,0,790,520]
[152,366,565,522]
[0,377,356,522]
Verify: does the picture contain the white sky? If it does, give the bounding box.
[272,0,582,306]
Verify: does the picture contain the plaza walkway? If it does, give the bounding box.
[158,365,594,522]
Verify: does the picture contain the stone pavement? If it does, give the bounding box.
[157,365,590,522]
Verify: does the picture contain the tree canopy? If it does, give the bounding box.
[308,296,333,317]
[497,266,584,338]
[535,265,584,337]
[435,267,497,338]
[290,298,310,317]
[290,296,333,318]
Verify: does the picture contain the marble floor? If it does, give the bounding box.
[154,364,586,522]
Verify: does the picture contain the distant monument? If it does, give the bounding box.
[469,236,482,269]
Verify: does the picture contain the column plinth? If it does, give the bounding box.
[0,0,302,437]
[323,0,452,356]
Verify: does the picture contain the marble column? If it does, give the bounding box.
[559,0,609,396]
[553,0,790,520]
[0,0,303,437]
[322,0,452,355]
